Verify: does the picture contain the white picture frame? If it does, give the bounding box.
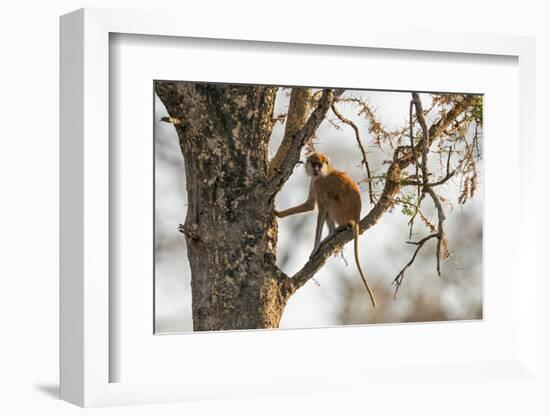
[60,7,538,408]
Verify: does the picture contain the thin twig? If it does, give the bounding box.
[397,198,436,234]
[338,96,394,148]
[331,100,376,204]
[424,187,447,276]
[392,233,439,298]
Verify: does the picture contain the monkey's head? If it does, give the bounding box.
[305,152,331,178]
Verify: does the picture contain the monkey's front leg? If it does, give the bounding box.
[311,209,328,258]
[275,183,316,218]
[275,198,315,218]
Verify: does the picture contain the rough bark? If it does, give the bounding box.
[155,82,286,331]
[268,88,312,177]
[156,83,337,331]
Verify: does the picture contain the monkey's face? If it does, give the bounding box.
[305,153,330,178]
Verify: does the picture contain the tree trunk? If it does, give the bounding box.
[155,82,287,331]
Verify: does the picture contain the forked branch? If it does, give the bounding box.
[391,94,453,296]
[267,88,344,196]
[391,233,439,298]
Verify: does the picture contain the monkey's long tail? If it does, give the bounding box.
[354,223,377,308]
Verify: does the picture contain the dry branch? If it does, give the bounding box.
[391,233,439,298]
[391,94,454,294]
[424,186,447,276]
[338,96,394,147]
[268,88,312,177]
[330,100,375,204]
[412,92,430,184]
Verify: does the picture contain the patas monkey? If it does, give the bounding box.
[276,152,376,307]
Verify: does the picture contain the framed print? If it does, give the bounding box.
[60,8,538,407]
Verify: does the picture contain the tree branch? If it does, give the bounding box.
[390,95,452,294]
[338,96,394,147]
[407,98,423,239]
[266,88,344,196]
[397,96,474,170]
[391,233,439,298]
[400,147,458,188]
[412,92,430,185]
[268,88,312,177]
[424,186,447,276]
[409,99,421,196]
[330,100,375,204]
[391,169,450,297]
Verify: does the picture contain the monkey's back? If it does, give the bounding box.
[313,169,361,226]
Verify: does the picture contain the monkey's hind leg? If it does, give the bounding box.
[326,217,336,235]
[319,216,337,247]
[311,209,328,258]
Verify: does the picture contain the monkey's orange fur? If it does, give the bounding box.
[308,153,362,228]
[276,152,377,307]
